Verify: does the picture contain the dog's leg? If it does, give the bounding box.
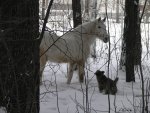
[99,85,104,92]
[105,84,110,94]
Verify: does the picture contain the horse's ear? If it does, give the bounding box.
[102,17,106,22]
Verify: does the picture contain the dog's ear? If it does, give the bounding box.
[114,77,119,83]
[100,71,105,74]
[95,70,100,75]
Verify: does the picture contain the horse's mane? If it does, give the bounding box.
[70,19,97,36]
[75,19,97,30]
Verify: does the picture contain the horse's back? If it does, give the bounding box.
[40,30,91,63]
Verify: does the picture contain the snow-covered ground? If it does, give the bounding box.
[39,21,150,113]
[1,20,150,113]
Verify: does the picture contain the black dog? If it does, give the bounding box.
[95,70,119,95]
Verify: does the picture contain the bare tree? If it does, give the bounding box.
[72,0,82,27]
[42,0,46,19]
[90,0,97,58]
[0,0,40,113]
[84,0,89,22]
[122,0,141,82]
[116,0,120,23]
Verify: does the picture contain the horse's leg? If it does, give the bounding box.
[77,61,85,83]
[67,62,75,84]
[40,48,47,83]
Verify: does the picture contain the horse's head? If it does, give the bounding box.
[95,17,110,43]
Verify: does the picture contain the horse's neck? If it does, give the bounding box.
[73,21,97,45]
[83,21,97,43]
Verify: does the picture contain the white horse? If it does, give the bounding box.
[40,17,109,84]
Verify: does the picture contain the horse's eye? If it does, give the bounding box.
[98,26,101,28]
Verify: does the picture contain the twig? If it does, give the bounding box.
[39,0,54,44]
[105,1,111,113]
[139,63,145,113]
[140,0,148,23]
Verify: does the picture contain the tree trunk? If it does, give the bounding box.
[124,0,135,82]
[84,0,89,22]
[119,39,126,71]
[0,0,40,113]
[72,0,82,27]
[134,1,142,65]
[120,0,141,82]
[42,0,46,19]
[90,0,97,58]
[119,4,125,70]
[116,0,120,23]
[124,0,141,82]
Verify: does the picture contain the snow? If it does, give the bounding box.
[0,107,6,113]
[39,63,146,113]
[41,71,140,113]
[39,21,150,113]
[1,19,150,113]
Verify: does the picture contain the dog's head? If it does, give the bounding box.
[94,70,105,76]
[95,70,106,81]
